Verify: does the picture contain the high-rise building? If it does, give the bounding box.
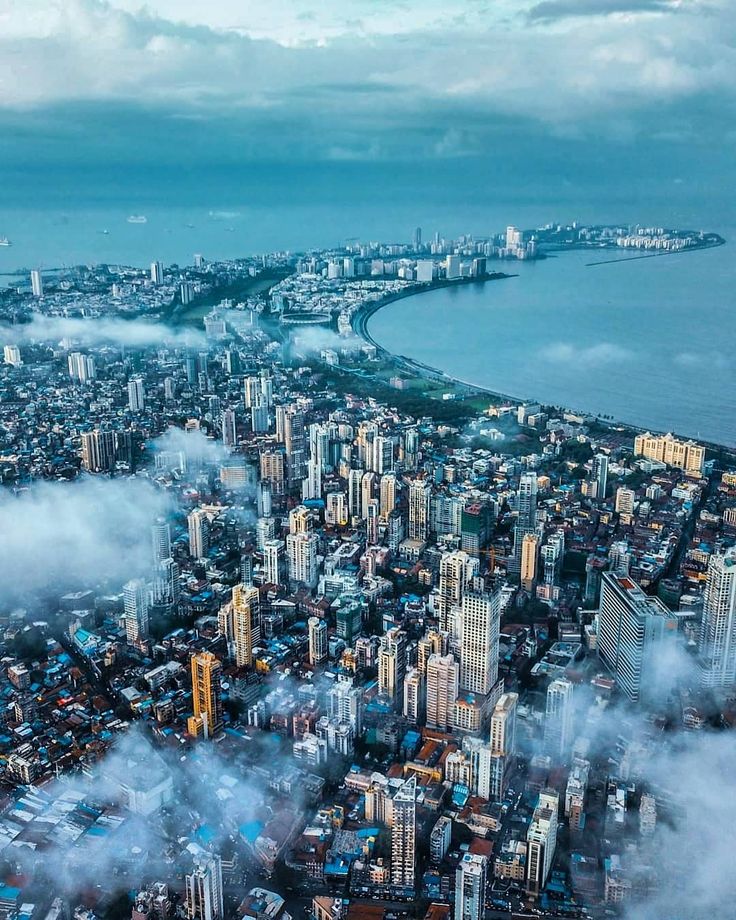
[511,472,538,574]
[425,653,458,731]
[232,584,260,667]
[541,531,565,587]
[308,616,328,666]
[327,676,363,735]
[526,790,559,896]
[591,453,609,499]
[185,853,223,920]
[263,539,285,586]
[3,345,22,367]
[286,532,319,588]
[128,377,145,413]
[151,518,172,568]
[188,509,210,561]
[68,352,96,382]
[153,558,180,609]
[455,852,487,920]
[633,432,705,475]
[418,629,445,675]
[436,550,478,637]
[378,628,407,705]
[81,429,116,472]
[544,678,574,762]
[391,776,416,891]
[187,651,223,739]
[408,478,432,541]
[221,408,237,449]
[150,261,164,285]
[30,269,43,298]
[489,692,518,800]
[459,589,500,696]
[698,549,736,689]
[598,573,678,701]
[123,578,149,644]
[521,533,538,592]
[403,667,423,723]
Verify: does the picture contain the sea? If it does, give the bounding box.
[0,191,733,446]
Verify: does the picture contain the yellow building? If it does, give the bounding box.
[634,432,704,475]
[187,651,223,739]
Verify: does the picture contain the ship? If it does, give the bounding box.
[127,215,147,224]
[0,237,11,247]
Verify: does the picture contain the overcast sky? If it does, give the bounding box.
[1,0,734,206]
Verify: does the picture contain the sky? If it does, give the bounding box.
[1,0,735,208]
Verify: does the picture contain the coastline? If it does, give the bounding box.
[349,264,736,458]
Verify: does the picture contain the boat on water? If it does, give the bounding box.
[127,215,147,224]
[0,238,11,247]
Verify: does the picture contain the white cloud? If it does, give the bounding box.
[1,315,204,348]
[0,476,169,601]
[540,341,634,367]
[0,0,733,150]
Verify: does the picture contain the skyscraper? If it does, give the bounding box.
[402,667,423,723]
[408,478,432,541]
[128,377,145,413]
[123,578,149,645]
[30,269,43,298]
[187,651,223,739]
[489,692,518,800]
[150,261,164,285]
[598,572,678,701]
[188,509,210,561]
[391,776,416,891]
[544,678,574,762]
[286,531,319,588]
[436,549,478,637]
[68,352,96,382]
[185,853,223,920]
[308,616,328,666]
[425,653,458,731]
[263,539,285,586]
[81,429,116,472]
[221,408,236,449]
[378,628,407,705]
[521,533,538,592]
[151,518,172,568]
[459,589,500,696]
[510,471,538,574]
[698,549,736,689]
[591,453,609,499]
[455,853,487,920]
[232,584,260,668]
[526,790,559,896]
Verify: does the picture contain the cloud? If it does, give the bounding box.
[527,0,679,23]
[0,0,732,161]
[539,341,634,367]
[290,327,364,358]
[674,350,729,370]
[1,315,204,349]
[150,425,228,466]
[0,476,169,602]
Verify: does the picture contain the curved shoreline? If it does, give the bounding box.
[350,261,734,454]
[352,273,520,404]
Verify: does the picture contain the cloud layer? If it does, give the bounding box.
[1,315,204,349]
[0,0,733,163]
[0,477,169,602]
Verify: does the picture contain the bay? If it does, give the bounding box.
[368,243,736,447]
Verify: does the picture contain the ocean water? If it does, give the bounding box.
[369,242,736,446]
[0,180,733,446]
